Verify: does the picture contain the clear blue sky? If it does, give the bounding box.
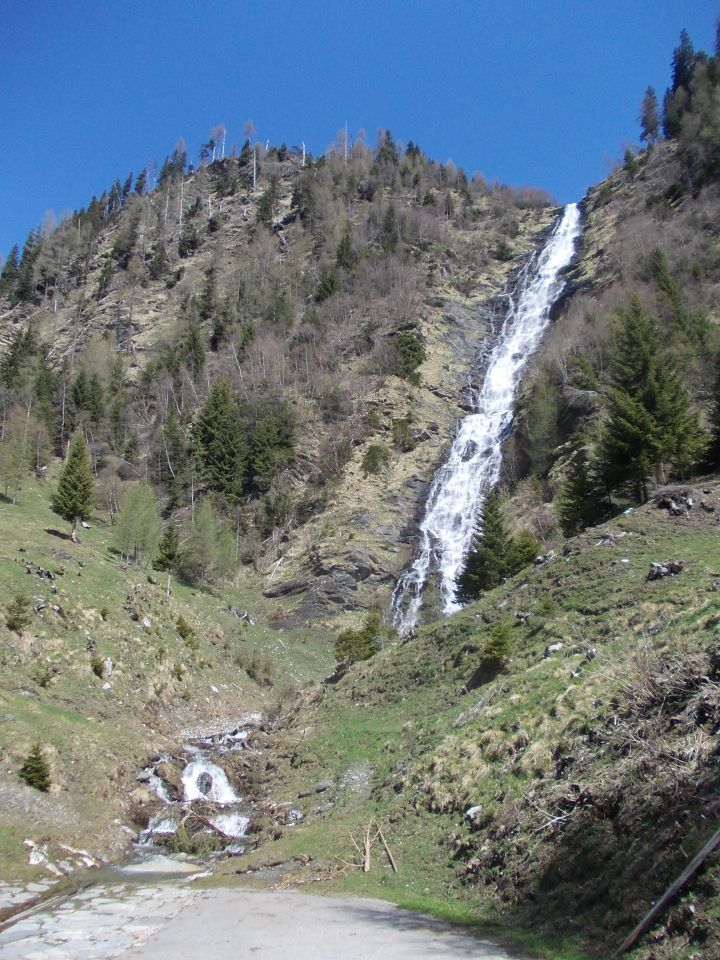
[0,0,716,259]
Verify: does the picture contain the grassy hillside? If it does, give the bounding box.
[217,479,720,959]
[0,472,333,879]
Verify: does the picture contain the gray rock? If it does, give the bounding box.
[262,578,310,599]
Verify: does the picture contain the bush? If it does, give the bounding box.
[6,592,31,634]
[391,418,417,452]
[391,331,426,382]
[361,444,390,476]
[483,619,513,667]
[19,743,51,792]
[335,610,383,665]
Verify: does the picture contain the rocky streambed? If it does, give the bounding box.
[131,711,304,863]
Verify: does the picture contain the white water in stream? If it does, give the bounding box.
[391,203,582,633]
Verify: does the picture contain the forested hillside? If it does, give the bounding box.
[0,132,553,619]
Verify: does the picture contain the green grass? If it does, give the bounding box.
[0,474,335,877]
[214,486,720,959]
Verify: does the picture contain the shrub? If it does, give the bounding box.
[391,331,425,381]
[6,592,31,634]
[361,444,390,476]
[483,619,513,667]
[335,610,383,665]
[391,417,417,452]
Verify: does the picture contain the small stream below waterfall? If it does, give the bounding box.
[132,712,299,864]
[391,203,582,632]
[0,713,290,937]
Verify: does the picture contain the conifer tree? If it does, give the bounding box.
[248,399,295,493]
[19,743,51,792]
[5,592,31,634]
[177,498,235,584]
[559,445,610,536]
[639,86,660,144]
[191,378,245,501]
[0,245,19,296]
[458,490,540,602]
[704,354,720,470]
[154,523,180,571]
[52,433,94,541]
[336,223,357,271]
[599,298,703,502]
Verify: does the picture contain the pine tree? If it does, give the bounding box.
[559,445,610,536]
[457,490,512,599]
[5,592,31,634]
[0,432,26,503]
[52,433,94,541]
[248,399,295,493]
[0,244,19,296]
[458,490,540,601]
[13,230,40,304]
[154,523,180,571]
[336,223,357,271]
[671,29,695,93]
[639,86,660,144]
[704,354,720,469]
[191,378,245,501]
[599,298,703,502]
[177,498,235,584]
[19,743,51,792]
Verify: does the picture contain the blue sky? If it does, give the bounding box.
[0,1,716,258]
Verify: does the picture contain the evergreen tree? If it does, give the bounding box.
[5,592,31,634]
[0,327,36,389]
[336,223,357,271]
[335,610,382,666]
[0,431,26,503]
[599,298,703,502]
[52,433,94,541]
[13,229,40,304]
[376,130,399,166]
[248,398,295,493]
[671,29,695,93]
[191,378,246,501]
[0,244,19,296]
[639,86,660,144]
[19,743,51,792]
[458,490,540,601]
[558,445,610,536]
[704,354,720,469]
[154,523,180,571]
[113,481,161,563]
[458,491,507,598]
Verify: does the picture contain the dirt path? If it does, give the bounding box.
[0,883,525,959]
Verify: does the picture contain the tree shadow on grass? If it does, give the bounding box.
[45,528,73,541]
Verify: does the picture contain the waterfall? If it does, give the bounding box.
[391,203,582,633]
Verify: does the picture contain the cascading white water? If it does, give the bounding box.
[391,203,582,633]
[181,757,239,803]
